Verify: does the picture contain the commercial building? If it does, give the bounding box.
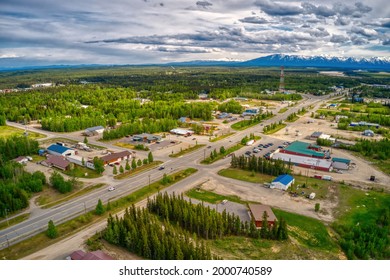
[248,204,277,228]
[43,155,71,171]
[349,121,380,129]
[279,141,327,158]
[242,108,260,117]
[270,174,295,190]
[67,155,85,166]
[84,125,105,136]
[272,152,333,172]
[132,133,162,143]
[47,144,76,157]
[100,151,132,166]
[170,128,194,136]
[332,157,351,170]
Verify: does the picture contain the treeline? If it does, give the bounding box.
[147,192,288,241]
[102,118,178,140]
[0,161,46,217]
[344,138,390,160]
[230,155,292,176]
[104,205,214,260]
[218,100,243,114]
[0,136,39,162]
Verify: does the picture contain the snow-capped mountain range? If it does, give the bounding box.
[240,54,390,69]
[168,54,390,70]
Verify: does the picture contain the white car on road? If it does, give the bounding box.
[108,186,115,191]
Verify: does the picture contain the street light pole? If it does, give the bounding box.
[148,174,151,187]
[83,202,87,214]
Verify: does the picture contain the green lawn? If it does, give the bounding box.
[186,188,243,204]
[0,126,46,139]
[64,165,102,179]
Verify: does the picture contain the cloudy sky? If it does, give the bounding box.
[1,0,389,67]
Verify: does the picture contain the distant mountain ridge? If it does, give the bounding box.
[240,54,390,70]
[1,54,389,71]
[168,54,390,70]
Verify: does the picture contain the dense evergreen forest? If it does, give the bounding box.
[103,193,288,259]
[0,136,43,217]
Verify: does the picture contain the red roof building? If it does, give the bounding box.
[100,151,132,166]
[44,155,71,170]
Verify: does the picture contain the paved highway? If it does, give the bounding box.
[0,93,331,249]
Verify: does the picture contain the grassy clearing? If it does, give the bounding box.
[218,168,274,183]
[0,168,197,260]
[37,184,106,209]
[210,132,235,142]
[169,144,206,157]
[263,124,287,135]
[0,125,46,139]
[63,165,102,179]
[114,142,136,149]
[186,188,243,204]
[273,209,338,251]
[218,168,332,199]
[0,213,30,231]
[114,161,162,179]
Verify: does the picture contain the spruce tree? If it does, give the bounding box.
[95,199,105,215]
[46,220,58,239]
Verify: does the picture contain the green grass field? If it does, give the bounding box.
[0,126,46,139]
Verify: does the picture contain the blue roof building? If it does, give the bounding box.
[47,144,75,157]
[271,174,294,190]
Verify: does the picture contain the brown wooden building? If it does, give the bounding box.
[248,204,277,228]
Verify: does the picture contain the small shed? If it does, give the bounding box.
[270,174,294,191]
[248,204,277,228]
[363,130,374,137]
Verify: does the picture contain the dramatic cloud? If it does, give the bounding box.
[0,0,388,68]
[254,0,304,16]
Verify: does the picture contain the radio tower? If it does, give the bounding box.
[279,66,285,93]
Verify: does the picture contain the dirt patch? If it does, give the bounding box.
[201,177,336,222]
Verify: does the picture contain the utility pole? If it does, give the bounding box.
[83,202,87,214]
[148,174,151,187]
[5,209,9,226]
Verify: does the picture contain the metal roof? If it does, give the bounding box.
[283,141,325,157]
[272,174,294,186]
[332,157,351,164]
[272,152,332,170]
[85,125,105,132]
[47,144,71,154]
